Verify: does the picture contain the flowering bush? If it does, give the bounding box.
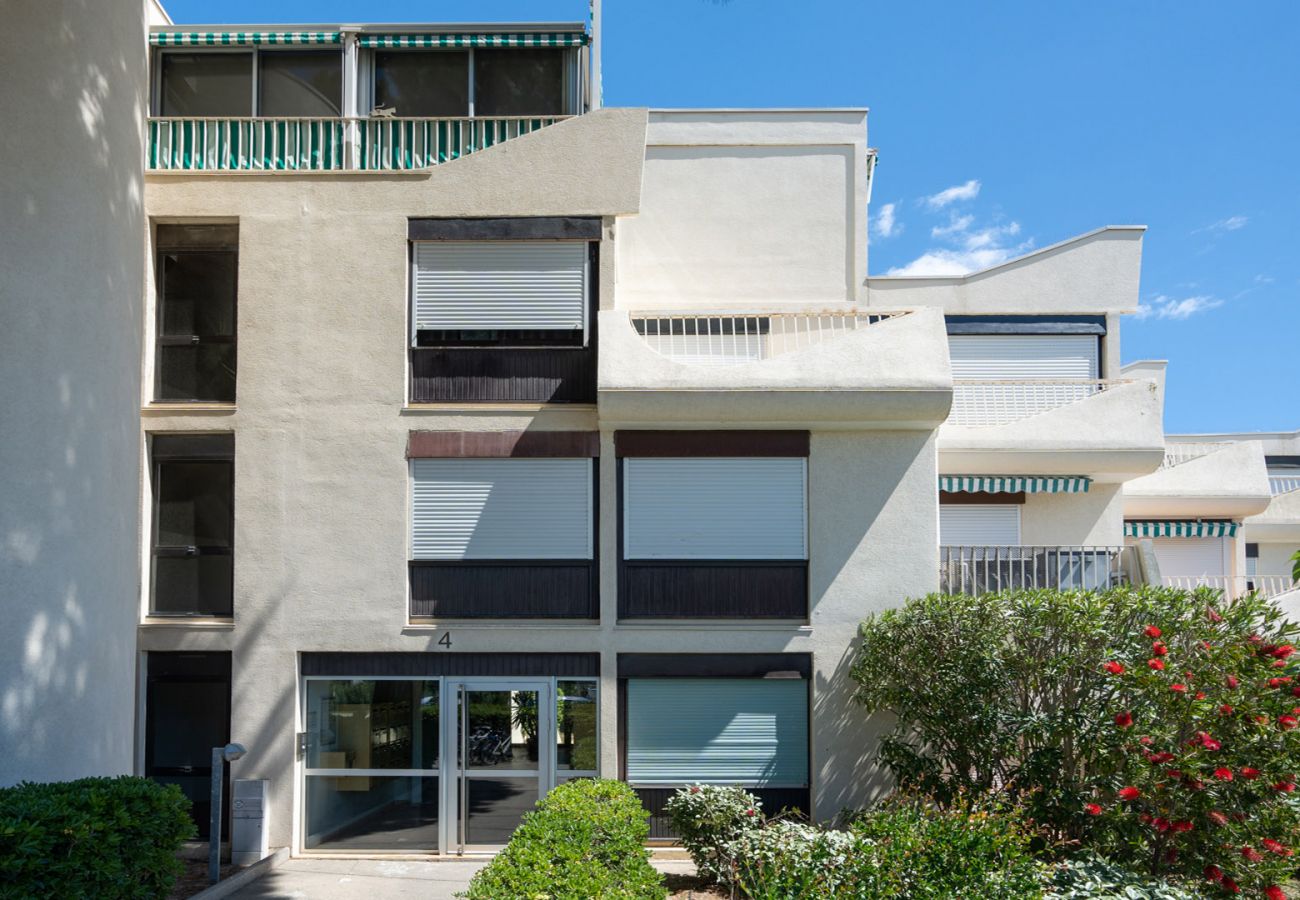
[663,784,763,883]
[724,821,857,899]
[1086,592,1300,895]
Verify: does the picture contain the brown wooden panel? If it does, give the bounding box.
[619,561,807,619]
[409,561,596,618]
[939,490,1026,505]
[635,787,810,839]
[302,652,600,678]
[407,430,599,459]
[408,217,601,241]
[614,430,809,458]
[410,347,596,403]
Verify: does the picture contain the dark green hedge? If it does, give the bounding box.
[0,775,195,900]
[463,778,666,900]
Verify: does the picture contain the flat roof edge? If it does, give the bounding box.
[150,22,588,32]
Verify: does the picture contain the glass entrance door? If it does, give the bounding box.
[443,681,552,854]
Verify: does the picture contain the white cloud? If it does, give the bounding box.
[930,213,973,238]
[1195,215,1248,234]
[1255,274,1275,285]
[873,202,900,238]
[923,179,980,209]
[1132,294,1224,321]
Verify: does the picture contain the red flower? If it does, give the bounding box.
[1265,887,1286,900]
[1172,820,1193,833]
[1114,711,1133,729]
[1103,660,1125,675]
[1276,659,1289,669]
[1139,735,1154,745]
[1273,644,1295,659]
[1171,683,1188,693]
[1291,685,1300,698]
[1195,691,1206,700]
[1222,877,1239,894]
[1084,802,1102,816]
[1186,778,1206,791]
[1148,658,1166,671]
[1144,625,1162,638]
[1257,715,1270,725]
[1227,674,1240,688]
[1214,767,1234,781]
[1221,704,1235,715]
[1273,781,1295,793]
[1241,767,1261,780]
[1203,737,1221,750]
[1208,810,1229,827]
[1204,864,1223,882]
[1280,715,1298,730]
[1148,751,1174,764]
[1263,839,1291,857]
[1166,769,1183,779]
[689,786,701,794]
[1201,640,1213,650]
[1270,676,1292,688]
[1118,786,1141,801]
[1152,641,1168,656]
[745,808,756,817]
[1152,817,1170,832]
[1207,606,1223,622]
[1242,846,1264,862]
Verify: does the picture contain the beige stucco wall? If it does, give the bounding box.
[616,110,870,309]
[1021,484,1125,547]
[0,0,146,785]
[1123,440,1272,519]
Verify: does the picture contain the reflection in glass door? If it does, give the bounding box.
[445,682,552,854]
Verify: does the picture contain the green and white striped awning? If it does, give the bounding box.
[150,32,342,46]
[358,32,589,49]
[940,475,1091,494]
[1124,520,1240,538]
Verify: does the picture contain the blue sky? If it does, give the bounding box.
[164,0,1299,433]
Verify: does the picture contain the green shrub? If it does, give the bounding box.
[0,775,195,900]
[462,778,665,900]
[725,821,856,899]
[1046,853,1198,899]
[845,795,1045,900]
[663,784,763,883]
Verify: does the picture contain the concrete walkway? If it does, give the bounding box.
[226,856,697,899]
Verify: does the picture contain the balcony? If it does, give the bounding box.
[1124,440,1272,520]
[147,115,571,172]
[940,545,1134,596]
[1271,475,1300,496]
[1161,575,1299,601]
[948,379,1124,428]
[598,306,953,429]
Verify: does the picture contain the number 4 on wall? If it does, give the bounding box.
[438,632,452,649]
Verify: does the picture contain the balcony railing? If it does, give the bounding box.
[1161,441,1234,469]
[1270,476,1300,495]
[147,115,570,172]
[940,545,1131,596]
[630,310,907,367]
[948,379,1126,427]
[1162,575,1298,600]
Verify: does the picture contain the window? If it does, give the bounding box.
[411,242,589,348]
[157,50,342,117]
[938,504,1021,546]
[473,50,565,116]
[948,335,1100,379]
[625,678,808,786]
[622,458,808,560]
[155,225,237,402]
[373,51,469,116]
[150,435,234,617]
[410,458,593,560]
[556,680,598,776]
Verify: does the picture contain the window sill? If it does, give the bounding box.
[142,403,237,415]
[140,617,235,629]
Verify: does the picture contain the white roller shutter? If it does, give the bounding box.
[1151,537,1228,577]
[411,241,587,336]
[948,335,1099,379]
[411,458,592,560]
[939,504,1021,546]
[623,457,807,560]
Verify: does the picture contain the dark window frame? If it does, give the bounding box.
[149,436,235,618]
[154,229,239,403]
[153,47,345,117]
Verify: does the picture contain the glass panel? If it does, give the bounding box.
[473,50,564,116]
[160,53,254,117]
[151,554,233,616]
[305,775,438,852]
[465,778,537,845]
[160,252,236,337]
[149,681,229,767]
[305,680,440,770]
[556,680,597,771]
[463,690,538,771]
[373,51,468,117]
[157,345,237,402]
[155,461,233,546]
[258,50,342,116]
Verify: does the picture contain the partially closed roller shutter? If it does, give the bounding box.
[1152,537,1227,577]
[623,457,807,560]
[411,458,592,559]
[939,504,1021,546]
[412,241,587,335]
[625,678,808,785]
[948,335,1099,379]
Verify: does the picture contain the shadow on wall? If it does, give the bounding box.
[0,0,145,783]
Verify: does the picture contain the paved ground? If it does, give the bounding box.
[227,856,698,899]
